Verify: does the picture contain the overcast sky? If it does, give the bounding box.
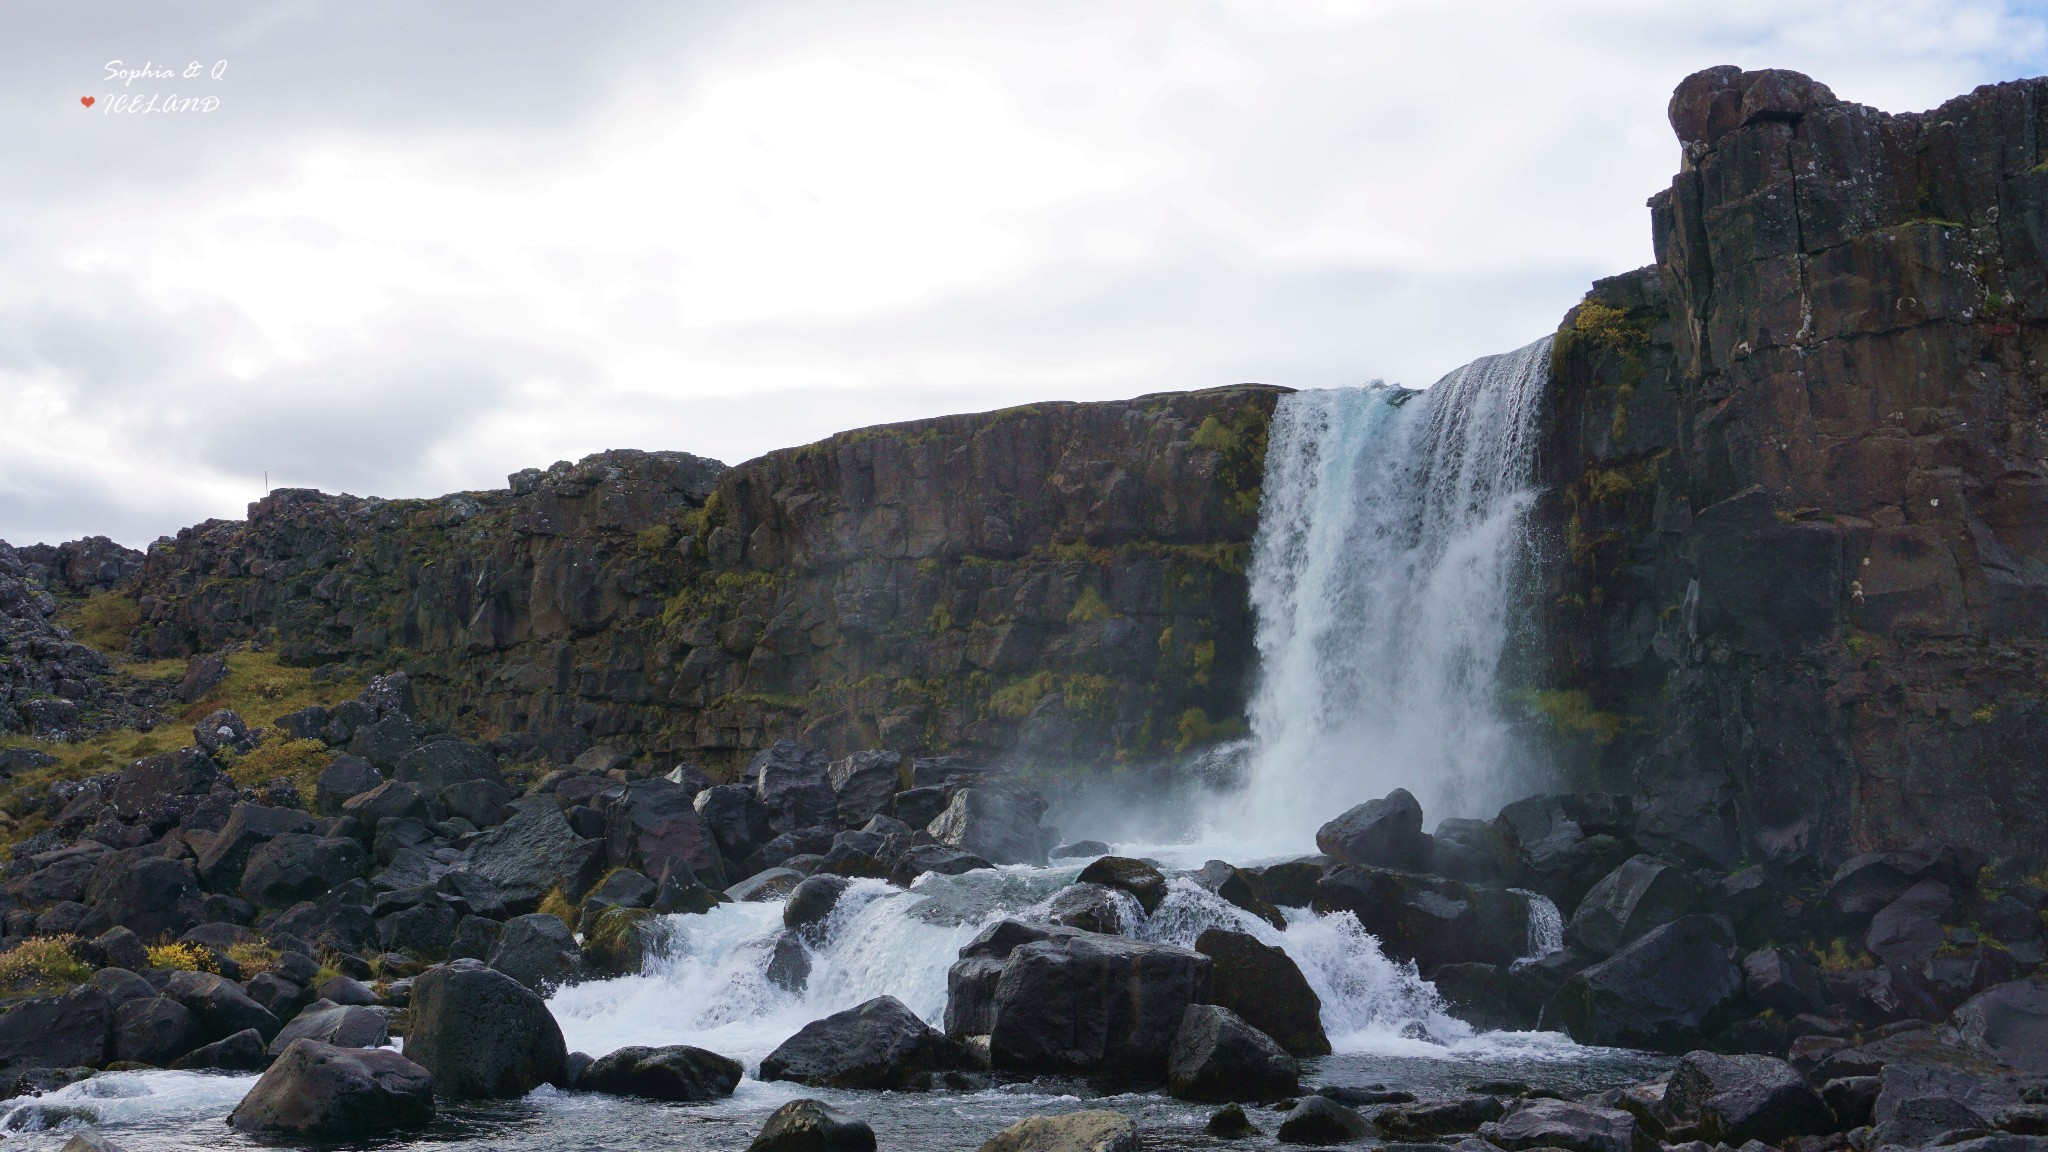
[3,1,2045,548]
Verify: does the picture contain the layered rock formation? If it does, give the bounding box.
[1535,67,2048,868]
[120,389,1279,773]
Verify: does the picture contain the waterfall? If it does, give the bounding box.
[1233,337,1552,844]
[1517,889,1565,960]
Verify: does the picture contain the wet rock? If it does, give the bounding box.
[488,912,581,992]
[1045,883,1134,934]
[1491,794,1635,910]
[1865,879,1953,968]
[766,931,812,993]
[1376,1096,1508,1139]
[240,835,366,908]
[578,868,656,928]
[1479,1098,1640,1152]
[648,862,722,915]
[347,715,418,771]
[828,751,902,830]
[314,756,384,818]
[59,1133,126,1152]
[267,1003,389,1057]
[404,958,568,1098]
[1194,928,1330,1056]
[1188,860,1286,929]
[987,931,1211,1077]
[945,956,1006,1037]
[1276,1096,1369,1145]
[159,970,280,1043]
[928,788,1047,866]
[748,1098,877,1152]
[266,892,379,956]
[1875,1094,1995,1148]
[1432,962,1534,1032]
[449,915,503,961]
[109,748,222,823]
[784,875,852,937]
[1565,854,1700,958]
[393,739,500,800]
[760,995,975,1090]
[1075,856,1166,914]
[1244,858,1327,908]
[696,784,774,868]
[1547,914,1743,1052]
[450,796,606,908]
[1208,1102,1259,1139]
[1167,1004,1298,1102]
[342,780,429,826]
[1316,788,1429,870]
[752,741,836,832]
[228,1038,433,1137]
[440,778,513,829]
[168,1026,266,1070]
[1430,818,1506,883]
[377,891,460,957]
[889,786,951,831]
[89,855,206,942]
[978,1110,1139,1152]
[1743,947,1825,1016]
[1051,840,1111,860]
[196,804,317,891]
[1668,1051,1832,1144]
[1312,864,1531,969]
[889,843,992,887]
[1822,1075,1880,1130]
[1952,979,2048,1073]
[85,967,155,1007]
[110,995,198,1066]
[581,1044,743,1101]
[605,779,726,889]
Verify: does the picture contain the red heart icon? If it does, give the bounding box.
[80,96,94,108]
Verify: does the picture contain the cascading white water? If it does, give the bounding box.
[1234,337,1553,844]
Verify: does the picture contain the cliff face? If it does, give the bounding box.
[126,387,1282,774]
[1535,68,2048,870]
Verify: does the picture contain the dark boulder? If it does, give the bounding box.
[1478,1098,1640,1152]
[240,834,366,908]
[111,995,198,1066]
[348,715,419,771]
[1247,857,1330,908]
[196,803,317,890]
[1188,860,1285,929]
[650,862,723,915]
[266,892,379,956]
[606,779,726,889]
[928,788,1047,866]
[488,913,581,992]
[1668,1050,1832,1144]
[109,748,221,823]
[987,931,1211,1077]
[695,783,774,866]
[1045,883,1135,934]
[1276,1096,1369,1145]
[0,987,110,1069]
[1208,1102,1259,1139]
[314,755,383,817]
[1952,979,2048,1073]
[752,741,836,832]
[89,855,205,941]
[889,843,992,887]
[889,785,951,831]
[1194,928,1329,1055]
[1312,865,1531,970]
[1433,961,1535,1031]
[727,867,803,904]
[341,780,429,826]
[1547,914,1742,1052]
[1075,856,1167,914]
[161,970,281,1043]
[580,1043,743,1101]
[577,869,656,928]
[228,1038,433,1137]
[828,751,902,830]
[1316,788,1429,870]
[746,1098,877,1152]
[1492,794,1635,910]
[945,956,1006,1037]
[1822,1074,1881,1129]
[377,891,460,957]
[1166,1004,1298,1102]
[1742,946,1824,1016]
[1565,854,1700,958]
[404,959,568,1097]
[393,739,501,799]
[86,966,155,1007]
[440,778,513,829]
[1375,1096,1507,1139]
[168,1026,266,1070]
[1430,818,1506,882]
[1865,879,1954,968]
[759,995,974,1089]
[979,1111,1139,1152]
[784,875,853,937]
[451,796,607,908]
[267,1002,389,1057]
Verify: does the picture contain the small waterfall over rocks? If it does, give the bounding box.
[1234,337,1553,845]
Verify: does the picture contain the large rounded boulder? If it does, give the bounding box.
[759,995,974,1090]
[1166,1004,1298,1103]
[228,1038,433,1137]
[404,958,567,1097]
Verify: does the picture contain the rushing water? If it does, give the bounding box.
[1232,338,1553,844]
[0,338,1646,1151]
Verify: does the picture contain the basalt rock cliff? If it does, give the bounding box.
[1536,67,2048,869]
[110,389,1279,775]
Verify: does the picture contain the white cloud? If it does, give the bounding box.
[1,0,2044,546]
